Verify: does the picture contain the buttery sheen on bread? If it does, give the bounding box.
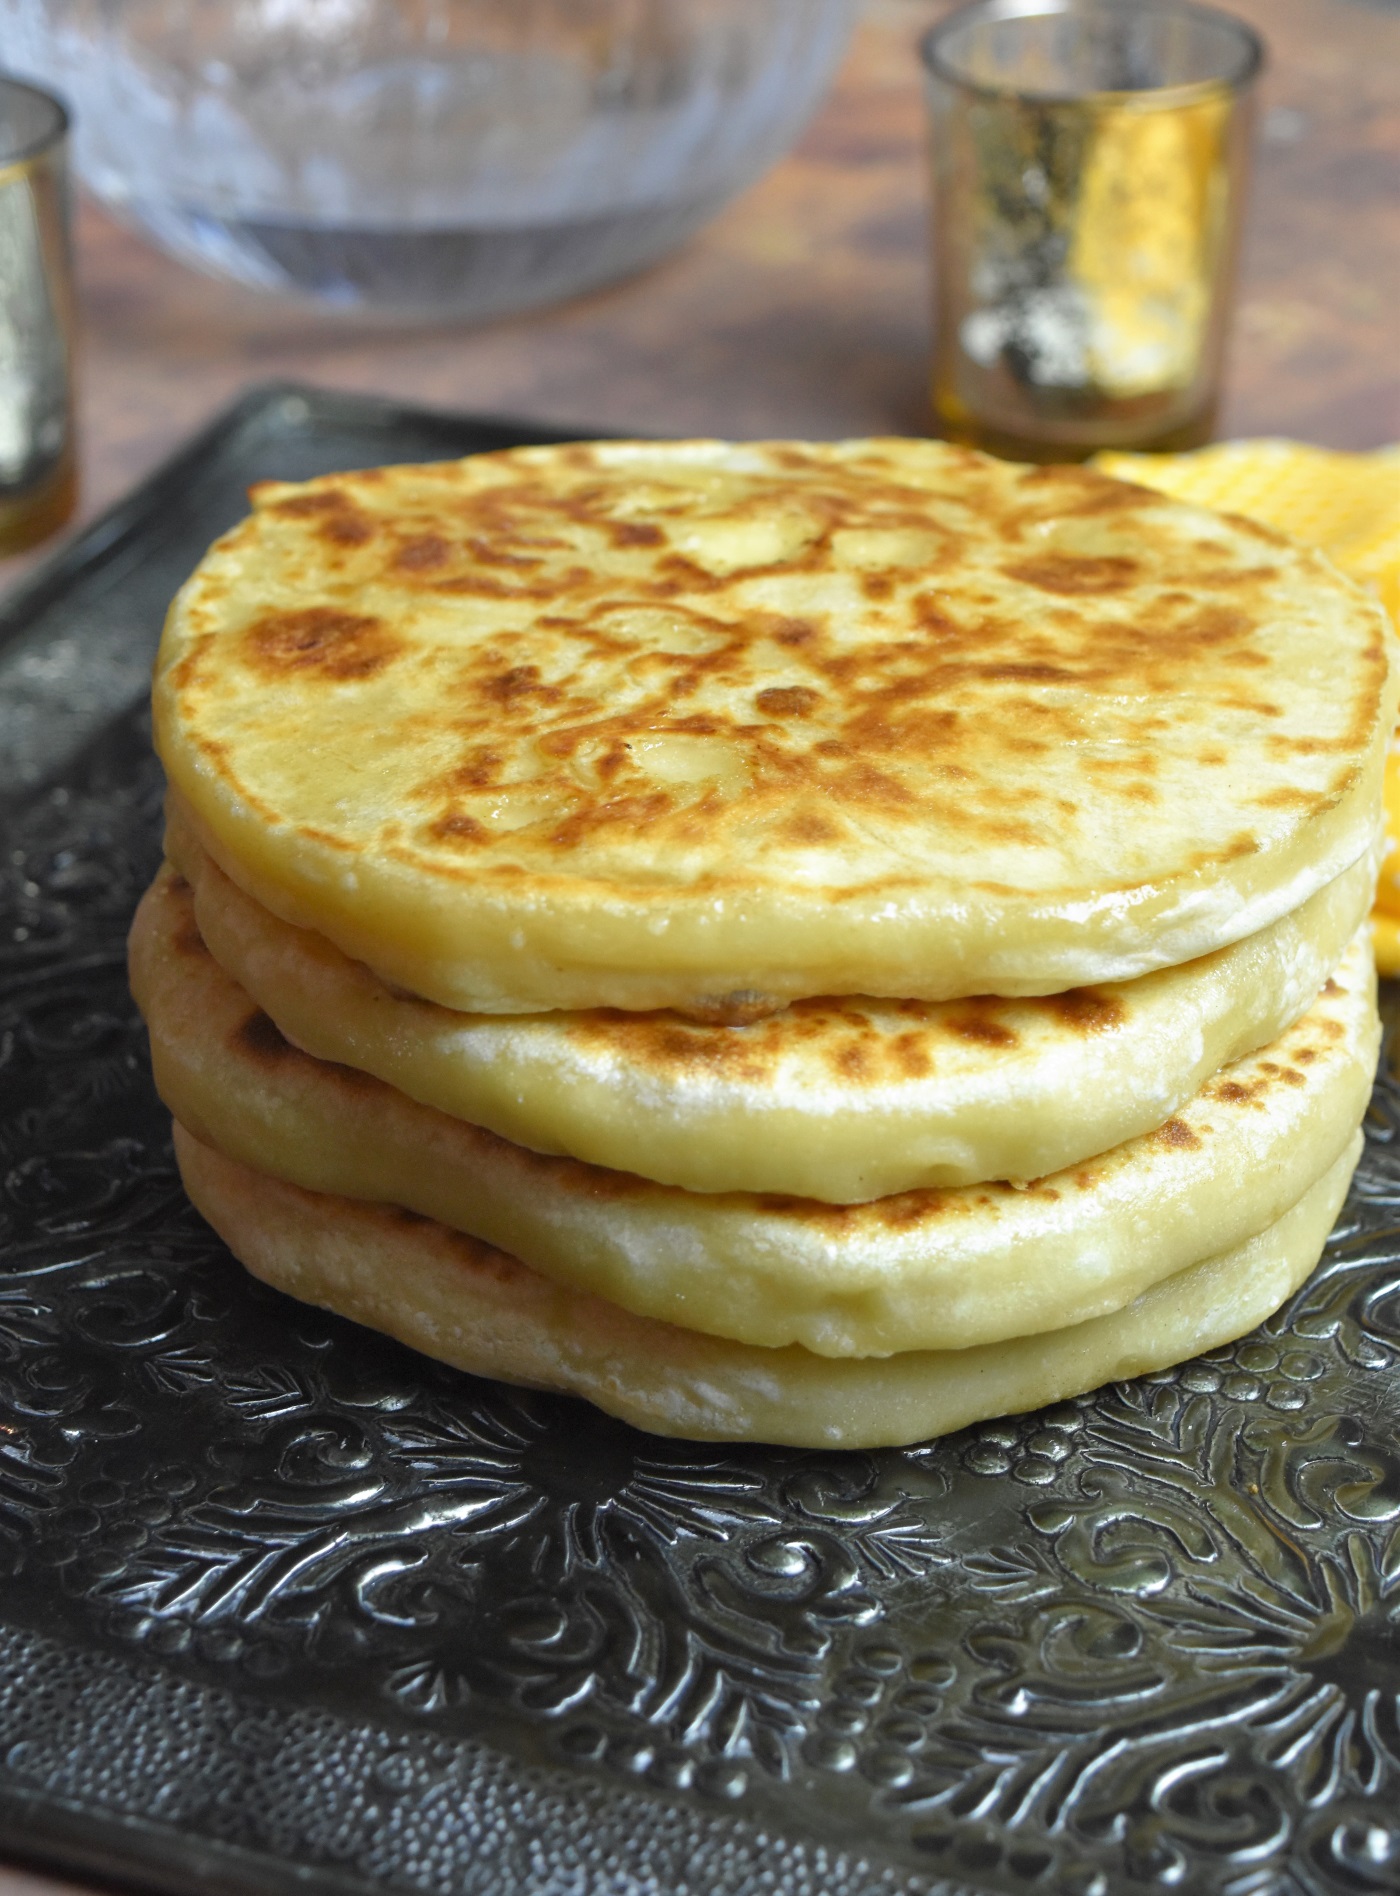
[153,439,1397,1017]
[136,436,1397,1447]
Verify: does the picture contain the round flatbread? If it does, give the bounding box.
[168,813,1376,1199]
[130,868,1378,1358]
[153,439,1397,1015]
[173,1126,1361,1449]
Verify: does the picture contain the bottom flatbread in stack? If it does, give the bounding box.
[130,867,1379,1446]
[175,1128,1359,1450]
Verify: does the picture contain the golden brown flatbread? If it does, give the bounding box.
[130,865,1378,1359]
[154,439,1397,1014]
[169,813,1376,1199]
[174,1124,1361,1449]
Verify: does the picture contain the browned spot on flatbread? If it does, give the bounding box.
[428,812,488,847]
[271,487,373,547]
[872,1191,947,1231]
[1276,1066,1308,1087]
[756,686,820,718]
[1016,464,1158,515]
[242,608,404,682]
[232,1009,295,1063]
[943,1007,1019,1050]
[443,1224,526,1288]
[1002,554,1139,595]
[160,872,207,958]
[1152,1117,1201,1150]
[1045,987,1126,1034]
[568,1012,777,1085]
[231,1007,383,1094]
[978,662,1072,684]
[485,664,561,707]
[781,810,840,845]
[547,791,676,852]
[831,1041,873,1081]
[890,1031,934,1080]
[171,912,208,959]
[394,532,452,572]
[1254,786,1324,810]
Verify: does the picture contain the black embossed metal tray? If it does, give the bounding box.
[2,382,1399,1896]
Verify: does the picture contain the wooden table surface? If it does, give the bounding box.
[4,0,1399,601]
[0,0,1397,1889]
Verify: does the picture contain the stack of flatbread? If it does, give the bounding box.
[130,439,1397,1446]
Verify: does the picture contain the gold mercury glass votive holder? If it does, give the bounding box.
[0,72,76,556]
[922,0,1263,462]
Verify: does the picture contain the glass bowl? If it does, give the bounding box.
[0,0,853,318]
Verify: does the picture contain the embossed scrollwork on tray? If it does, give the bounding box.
[3,710,1400,1892]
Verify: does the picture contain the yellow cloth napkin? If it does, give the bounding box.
[1094,441,1400,974]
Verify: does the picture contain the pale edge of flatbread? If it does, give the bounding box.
[174,1125,1361,1450]
[167,813,1378,1202]
[129,865,1380,1360]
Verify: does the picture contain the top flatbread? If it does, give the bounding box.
[154,439,1397,1014]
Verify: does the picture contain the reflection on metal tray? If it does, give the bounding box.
[0,384,1397,1896]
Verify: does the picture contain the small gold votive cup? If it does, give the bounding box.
[0,73,76,556]
[922,0,1262,462]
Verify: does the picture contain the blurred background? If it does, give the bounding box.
[0,0,1396,573]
